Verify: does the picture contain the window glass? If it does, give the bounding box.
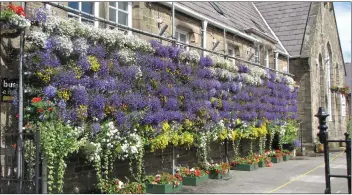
[118,2,128,11]
[118,11,128,25]
[82,2,93,14]
[68,2,79,9]
[179,33,187,43]
[228,49,234,56]
[109,2,116,7]
[109,8,116,21]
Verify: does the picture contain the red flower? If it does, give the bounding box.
[8,4,16,12]
[16,6,25,16]
[32,97,42,103]
[12,143,16,148]
[38,108,44,113]
[206,170,210,174]
[48,107,53,112]
[215,170,219,174]
[16,114,19,118]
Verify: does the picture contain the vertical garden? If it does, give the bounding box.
[6,7,299,194]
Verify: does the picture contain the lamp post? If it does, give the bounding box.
[315,107,330,194]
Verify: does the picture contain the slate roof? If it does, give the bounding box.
[254,2,311,56]
[177,2,277,42]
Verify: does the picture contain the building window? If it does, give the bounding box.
[325,47,332,121]
[264,48,269,68]
[68,2,98,26]
[176,29,189,50]
[341,94,346,117]
[254,45,260,64]
[109,2,129,26]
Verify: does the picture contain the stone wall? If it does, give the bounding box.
[295,2,346,147]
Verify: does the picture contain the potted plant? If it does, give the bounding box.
[315,136,324,153]
[330,86,339,93]
[339,86,350,96]
[267,150,283,163]
[178,167,209,186]
[282,149,292,161]
[145,172,182,194]
[207,162,230,179]
[102,178,146,194]
[0,3,31,38]
[258,153,272,167]
[230,155,259,171]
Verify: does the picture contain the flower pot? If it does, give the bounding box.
[208,169,229,179]
[271,157,281,163]
[283,155,291,161]
[146,183,182,194]
[232,163,258,171]
[258,160,266,167]
[317,144,324,153]
[182,175,208,186]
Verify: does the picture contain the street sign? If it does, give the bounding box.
[1,78,19,102]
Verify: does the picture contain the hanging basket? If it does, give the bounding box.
[1,27,24,39]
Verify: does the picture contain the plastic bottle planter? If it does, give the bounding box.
[258,160,266,168]
[182,175,209,186]
[146,183,182,194]
[283,155,291,161]
[208,169,230,179]
[232,163,259,171]
[271,156,282,163]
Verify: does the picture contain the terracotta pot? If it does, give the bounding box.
[317,144,324,153]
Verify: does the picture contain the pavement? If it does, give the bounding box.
[177,151,350,194]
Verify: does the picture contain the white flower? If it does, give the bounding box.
[52,35,73,57]
[190,168,195,172]
[26,30,48,49]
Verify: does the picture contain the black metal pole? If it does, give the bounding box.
[315,107,331,194]
[345,132,351,194]
[35,130,40,194]
[224,139,228,163]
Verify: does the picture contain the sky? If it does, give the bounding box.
[334,2,351,63]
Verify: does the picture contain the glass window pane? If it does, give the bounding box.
[81,18,94,25]
[180,33,186,43]
[109,2,116,7]
[109,8,116,22]
[68,2,79,10]
[82,2,93,14]
[228,49,233,56]
[118,2,128,11]
[118,11,128,25]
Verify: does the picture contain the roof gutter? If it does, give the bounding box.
[160,2,261,44]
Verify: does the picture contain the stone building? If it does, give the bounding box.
[0,1,347,193]
[344,62,351,119]
[255,2,347,149]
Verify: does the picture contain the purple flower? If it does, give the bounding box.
[165,97,178,111]
[88,44,107,59]
[91,123,101,135]
[199,56,213,68]
[77,56,90,71]
[43,85,57,98]
[71,86,89,106]
[238,65,249,73]
[89,94,106,120]
[58,100,67,109]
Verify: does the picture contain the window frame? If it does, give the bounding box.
[68,2,99,27]
[264,48,269,68]
[108,2,132,26]
[325,50,332,121]
[176,28,189,51]
[227,44,236,63]
[341,94,346,117]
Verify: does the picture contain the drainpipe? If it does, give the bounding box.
[172,2,175,44]
[171,2,176,176]
[202,20,208,57]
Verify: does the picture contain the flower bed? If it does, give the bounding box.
[145,173,182,194]
[282,149,292,161]
[178,167,209,186]
[231,155,260,171]
[208,163,230,179]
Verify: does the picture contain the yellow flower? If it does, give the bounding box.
[58,89,71,101]
[76,105,88,120]
[88,56,100,72]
